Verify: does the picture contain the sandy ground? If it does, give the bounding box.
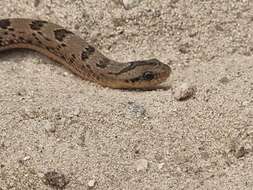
[0,0,253,189]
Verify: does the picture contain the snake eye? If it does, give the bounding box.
[143,71,154,80]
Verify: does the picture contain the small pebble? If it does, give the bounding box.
[234,146,247,159]
[242,101,250,106]
[42,171,69,189]
[215,24,224,31]
[74,24,80,30]
[16,88,27,96]
[219,76,230,84]
[127,101,146,117]
[158,163,165,170]
[135,159,148,172]
[178,43,191,54]
[23,156,31,161]
[63,72,69,77]
[122,0,143,9]
[174,83,196,101]
[43,120,56,133]
[67,107,80,117]
[88,179,97,188]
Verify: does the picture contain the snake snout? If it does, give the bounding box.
[162,63,172,78]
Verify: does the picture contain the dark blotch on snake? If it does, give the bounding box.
[30,20,48,30]
[54,29,73,42]
[8,39,14,44]
[8,28,14,31]
[86,64,91,70]
[0,19,11,29]
[69,54,76,64]
[32,34,40,41]
[69,57,75,64]
[96,59,108,69]
[18,36,25,41]
[71,54,76,59]
[81,45,95,61]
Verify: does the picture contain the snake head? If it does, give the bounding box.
[104,59,172,89]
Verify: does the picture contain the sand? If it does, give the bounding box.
[0,0,252,189]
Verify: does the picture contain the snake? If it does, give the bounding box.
[0,18,171,89]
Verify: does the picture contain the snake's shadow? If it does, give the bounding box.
[0,48,45,62]
[119,84,172,92]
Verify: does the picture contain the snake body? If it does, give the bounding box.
[0,18,171,89]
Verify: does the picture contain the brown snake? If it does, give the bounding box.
[0,18,171,89]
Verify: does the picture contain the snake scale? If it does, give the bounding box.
[0,18,171,89]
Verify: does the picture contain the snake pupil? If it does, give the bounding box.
[143,71,154,80]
